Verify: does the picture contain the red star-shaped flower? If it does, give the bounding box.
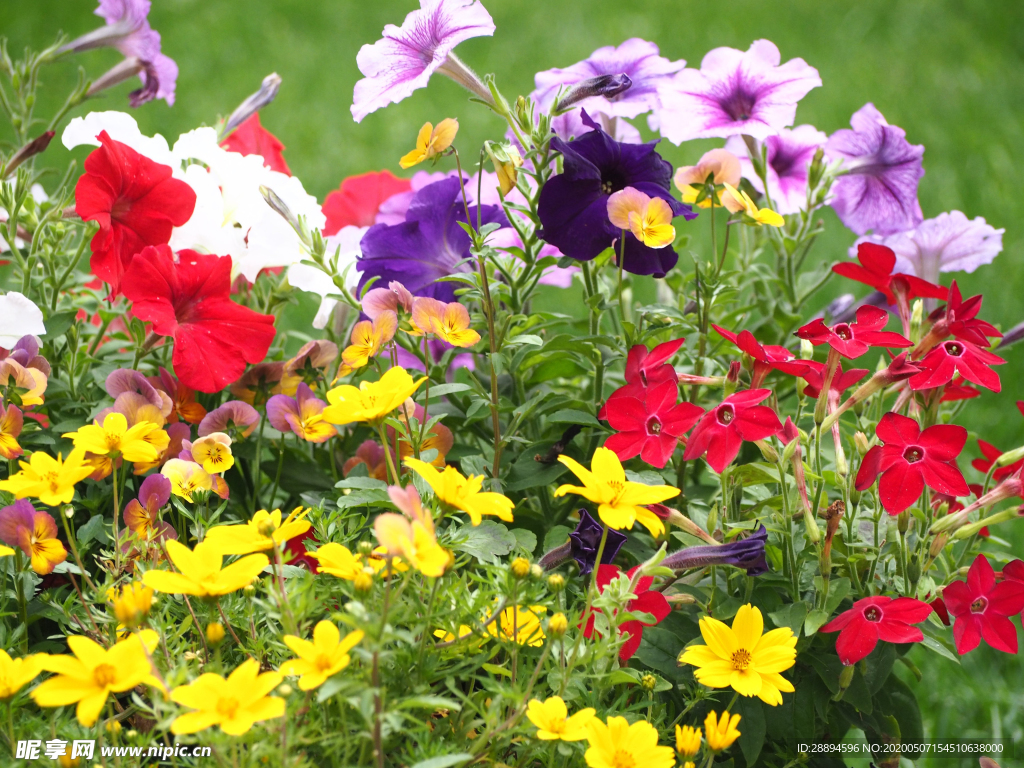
[582,564,671,660]
[943,554,1024,655]
[795,305,911,360]
[821,595,933,665]
[598,338,685,420]
[682,389,782,473]
[322,170,412,234]
[800,361,869,399]
[75,131,197,295]
[711,325,810,387]
[909,338,1005,393]
[221,113,290,175]
[854,412,969,515]
[833,242,947,306]
[602,379,704,469]
[122,245,276,393]
[928,281,1002,348]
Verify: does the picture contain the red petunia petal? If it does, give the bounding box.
[221,113,290,175]
[322,170,412,234]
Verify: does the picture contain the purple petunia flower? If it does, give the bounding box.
[357,176,508,302]
[655,40,821,145]
[851,211,1004,285]
[725,125,826,215]
[661,524,769,576]
[825,103,924,236]
[533,38,686,121]
[61,0,177,106]
[537,111,695,277]
[351,0,495,123]
[537,509,628,577]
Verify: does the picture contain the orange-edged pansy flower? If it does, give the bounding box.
[0,499,67,575]
[0,402,24,460]
[410,298,481,347]
[267,383,337,443]
[399,118,459,169]
[607,186,676,249]
[339,310,398,376]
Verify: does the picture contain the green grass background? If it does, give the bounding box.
[5,0,1024,760]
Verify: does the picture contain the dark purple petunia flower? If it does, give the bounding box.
[725,125,826,215]
[356,177,509,302]
[825,103,925,236]
[538,509,628,577]
[661,524,769,576]
[537,111,695,277]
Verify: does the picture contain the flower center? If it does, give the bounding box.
[600,167,627,196]
[93,663,118,688]
[217,696,241,719]
[716,404,735,425]
[902,446,924,463]
[646,416,662,435]
[609,749,636,768]
[970,597,988,614]
[833,323,853,340]
[944,341,964,357]
[605,479,627,505]
[316,653,335,672]
[863,606,883,622]
[720,87,757,122]
[105,432,122,450]
[730,648,752,670]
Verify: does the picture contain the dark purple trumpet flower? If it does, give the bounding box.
[537,111,695,277]
[538,509,628,577]
[825,103,924,236]
[555,74,633,112]
[357,177,509,302]
[662,524,768,576]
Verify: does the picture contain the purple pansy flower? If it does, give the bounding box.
[266,383,337,443]
[537,111,695,277]
[533,38,686,121]
[351,0,495,123]
[655,40,821,144]
[825,103,925,236]
[357,176,509,302]
[725,125,826,215]
[662,524,769,576]
[538,509,628,577]
[199,400,260,439]
[1,335,50,376]
[851,211,1004,285]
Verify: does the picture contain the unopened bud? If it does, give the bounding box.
[277,683,293,697]
[357,541,375,556]
[547,573,565,592]
[64,505,75,519]
[800,339,815,360]
[224,73,283,135]
[260,186,307,243]
[997,446,1024,467]
[530,564,543,579]
[897,510,911,534]
[754,439,778,463]
[510,557,531,578]
[548,612,568,637]
[3,130,55,178]
[105,719,122,735]
[483,140,523,198]
[206,621,225,645]
[243,583,256,597]
[724,361,741,397]
[909,299,924,343]
[808,147,826,188]
[640,673,657,692]
[854,432,870,457]
[929,533,949,558]
[125,730,138,740]
[835,442,848,477]
[838,663,855,690]
[354,568,374,592]
[553,73,632,112]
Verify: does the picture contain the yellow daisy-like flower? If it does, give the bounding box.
[554,447,678,536]
[280,621,365,691]
[375,485,449,577]
[0,448,95,507]
[526,696,595,741]
[583,716,676,768]
[399,118,459,169]
[322,366,426,426]
[142,540,268,598]
[0,545,13,559]
[170,659,283,736]
[0,648,45,699]
[63,412,167,463]
[433,624,474,642]
[309,543,406,580]
[485,604,546,647]
[704,710,741,752]
[204,507,311,555]
[404,457,514,525]
[675,724,702,757]
[679,603,796,706]
[190,432,234,474]
[107,581,154,628]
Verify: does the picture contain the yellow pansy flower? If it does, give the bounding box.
[720,182,785,227]
[399,118,459,169]
[674,148,742,208]
[404,457,514,525]
[190,432,234,474]
[526,696,595,741]
[554,447,678,536]
[0,448,95,507]
[410,298,481,347]
[170,659,284,735]
[63,412,167,463]
[142,540,268,598]
[281,621,365,691]
[204,507,311,555]
[583,716,676,768]
[160,459,213,501]
[0,358,47,406]
[339,311,398,375]
[704,710,741,752]
[322,366,425,426]
[679,603,796,706]
[607,186,676,248]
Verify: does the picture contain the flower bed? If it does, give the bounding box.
[0,1,1021,767]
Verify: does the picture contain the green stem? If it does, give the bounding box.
[559,526,608,696]
[14,551,29,654]
[252,411,267,512]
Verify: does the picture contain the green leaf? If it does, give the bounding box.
[768,602,808,637]
[44,310,78,339]
[410,754,474,768]
[918,627,960,664]
[77,514,108,545]
[824,577,851,615]
[506,334,543,346]
[418,383,472,399]
[606,669,641,686]
[510,528,537,555]
[548,409,601,427]
[633,627,684,681]
[334,477,388,490]
[735,696,767,765]
[542,525,570,553]
[481,663,510,678]
[803,608,829,636]
[395,695,462,711]
[454,521,516,563]
[335,488,391,509]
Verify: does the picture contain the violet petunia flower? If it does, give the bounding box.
[851,211,1004,285]
[725,125,826,215]
[533,38,686,121]
[538,509,628,577]
[537,111,695,277]
[655,40,821,145]
[825,103,924,236]
[351,0,495,123]
[357,177,509,301]
[662,525,769,576]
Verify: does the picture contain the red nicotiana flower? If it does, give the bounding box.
[800,361,869,400]
[821,595,933,665]
[322,170,412,234]
[926,280,1002,348]
[598,338,684,420]
[220,113,290,175]
[942,554,1024,655]
[682,389,782,473]
[74,131,196,295]
[795,305,911,359]
[284,529,321,572]
[833,242,947,306]
[121,245,276,393]
[711,324,810,387]
[971,403,1024,481]
[1003,559,1024,585]
[854,412,969,515]
[602,379,704,469]
[940,376,981,402]
[908,337,1005,393]
[582,564,671,660]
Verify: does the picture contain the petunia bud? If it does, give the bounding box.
[224,73,283,136]
[807,147,826,188]
[260,185,310,245]
[3,130,55,179]
[553,74,632,113]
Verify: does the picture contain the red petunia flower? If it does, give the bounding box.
[833,242,948,306]
[711,325,810,387]
[582,564,671,660]
[927,281,1002,348]
[322,170,412,235]
[74,131,196,295]
[854,412,969,515]
[795,305,911,360]
[821,595,933,665]
[682,389,782,473]
[121,245,276,393]
[602,379,704,469]
[909,338,1005,393]
[943,554,1024,655]
[971,403,1024,481]
[220,113,290,175]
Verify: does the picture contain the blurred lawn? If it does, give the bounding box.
[5,0,1024,758]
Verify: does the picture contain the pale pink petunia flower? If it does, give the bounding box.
[725,124,827,215]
